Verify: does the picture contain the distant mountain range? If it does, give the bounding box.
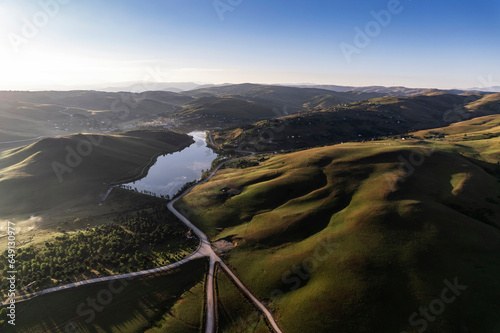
[95,81,500,95]
[469,86,500,93]
[2,84,500,148]
[292,84,500,95]
[0,84,389,142]
[213,92,500,151]
[179,83,383,114]
[8,81,499,94]
[100,81,219,93]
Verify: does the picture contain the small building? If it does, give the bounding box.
[185,230,195,239]
[221,187,242,196]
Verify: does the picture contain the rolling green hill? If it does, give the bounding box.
[0,87,379,147]
[172,96,277,128]
[466,93,500,113]
[212,93,498,151]
[0,91,183,149]
[2,89,495,150]
[0,130,193,217]
[301,93,375,109]
[182,83,382,114]
[294,84,478,96]
[177,116,500,332]
[3,258,207,333]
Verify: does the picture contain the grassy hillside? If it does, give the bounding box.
[0,91,182,149]
[0,203,198,297]
[0,90,189,112]
[466,93,500,113]
[145,277,205,333]
[0,100,66,149]
[0,87,377,145]
[2,89,494,147]
[215,265,270,333]
[183,83,381,114]
[0,130,193,216]
[301,93,376,109]
[178,116,500,332]
[175,96,275,121]
[294,84,475,96]
[212,93,497,151]
[2,258,206,333]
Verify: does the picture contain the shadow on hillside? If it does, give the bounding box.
[10,259,207,333]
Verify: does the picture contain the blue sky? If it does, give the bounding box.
[0,0,499,90]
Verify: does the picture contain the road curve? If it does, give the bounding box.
[3,148,282,333]
[2,244,205,306]
[168,152,283,333]
[207,132,216,146]
[219,261,283,333]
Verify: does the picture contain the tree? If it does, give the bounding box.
[0,307,6,326]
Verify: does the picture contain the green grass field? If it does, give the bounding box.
[0,196,199,297]
[145,278,205,333]
[0,187,174,250]
[215,264,270,333]
[0,130,193,217]
[1,258,207,333]
[212,93,500,152]
[178,115,500,332]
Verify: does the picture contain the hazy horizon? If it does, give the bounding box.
[1,80,499,93]
[1,0,499,91]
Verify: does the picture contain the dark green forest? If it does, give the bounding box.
[0,207,198,297]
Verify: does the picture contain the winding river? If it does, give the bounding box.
[124,131,218,197]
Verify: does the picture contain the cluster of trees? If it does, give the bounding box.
[211,155,231,169]
[173,179,199,199]
[119,184,171,200]
[0,307,5,326]
[0,207,198,296]
[224,158,260,169]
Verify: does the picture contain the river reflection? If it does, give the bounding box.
[124,131,217,197]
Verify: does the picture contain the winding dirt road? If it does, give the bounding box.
[3,148,282,333]
[168,152,282,333]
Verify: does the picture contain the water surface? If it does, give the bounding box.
[124,131,217,197]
